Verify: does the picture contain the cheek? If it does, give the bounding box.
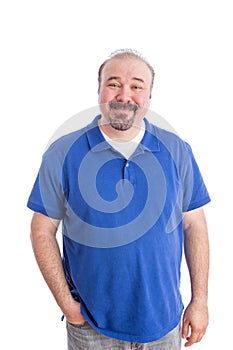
[136,95,150,109]
[98,89,115,104]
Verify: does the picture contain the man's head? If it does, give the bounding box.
[98,49,155,132]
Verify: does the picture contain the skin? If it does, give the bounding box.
[30,213,86,325]
[30,56,210,345]
[182,207,209,346]
[98,57,152,140]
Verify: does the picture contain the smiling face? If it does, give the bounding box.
[98,57,152,136]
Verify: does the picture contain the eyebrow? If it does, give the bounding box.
[107,76,145,84]
[107,76,120,82]
[132,77,145,84]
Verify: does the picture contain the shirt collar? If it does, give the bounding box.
[86,115,160,153]
[141,118,160,152]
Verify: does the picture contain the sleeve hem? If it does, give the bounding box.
[184,196,211,212]
[27,200,64,220]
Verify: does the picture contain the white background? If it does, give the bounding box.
[1,1,232,349]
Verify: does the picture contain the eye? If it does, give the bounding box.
[132,85,143,91]
[108,83,121,88]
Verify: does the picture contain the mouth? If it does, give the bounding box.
[107,102,138,131]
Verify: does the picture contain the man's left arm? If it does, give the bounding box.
[182,207,210,347]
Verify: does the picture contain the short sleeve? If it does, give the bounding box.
[182,143,211,212]
[27,147,66,220]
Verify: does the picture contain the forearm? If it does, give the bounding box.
[30,213,75,314]
[184,211,209,302]
[30,213,85,324]
[182,208,210,346]
[31,230,73,312]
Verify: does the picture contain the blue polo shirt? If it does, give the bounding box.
[27,116,210,343]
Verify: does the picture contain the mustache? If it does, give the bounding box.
[109,101,138,112]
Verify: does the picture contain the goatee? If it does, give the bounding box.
[108,102,138,131]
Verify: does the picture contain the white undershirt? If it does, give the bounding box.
[100,121,145,159]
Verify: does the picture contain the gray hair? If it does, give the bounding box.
[98,49,155,94]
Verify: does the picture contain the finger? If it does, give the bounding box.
[184,330,202,347]
[181,319,190,339]
[185,336,197,347]
[196,330,206,343]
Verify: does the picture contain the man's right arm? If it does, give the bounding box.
[30,212,86,324]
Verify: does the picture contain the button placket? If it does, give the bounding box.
[123,161,130,180]
[123,160,136,185]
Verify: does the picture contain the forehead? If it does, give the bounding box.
[101,57,152,84]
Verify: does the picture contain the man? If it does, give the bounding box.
[28,49,210,349]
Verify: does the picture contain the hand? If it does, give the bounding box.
[182,299,209,347]
[64,299,86,325]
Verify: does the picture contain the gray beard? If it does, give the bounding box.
[108,102,138,131]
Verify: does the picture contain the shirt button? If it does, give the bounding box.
[126,162,129,167]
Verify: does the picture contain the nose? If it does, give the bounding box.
[116,86,133,103]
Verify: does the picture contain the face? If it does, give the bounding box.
[98,58,152,131]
